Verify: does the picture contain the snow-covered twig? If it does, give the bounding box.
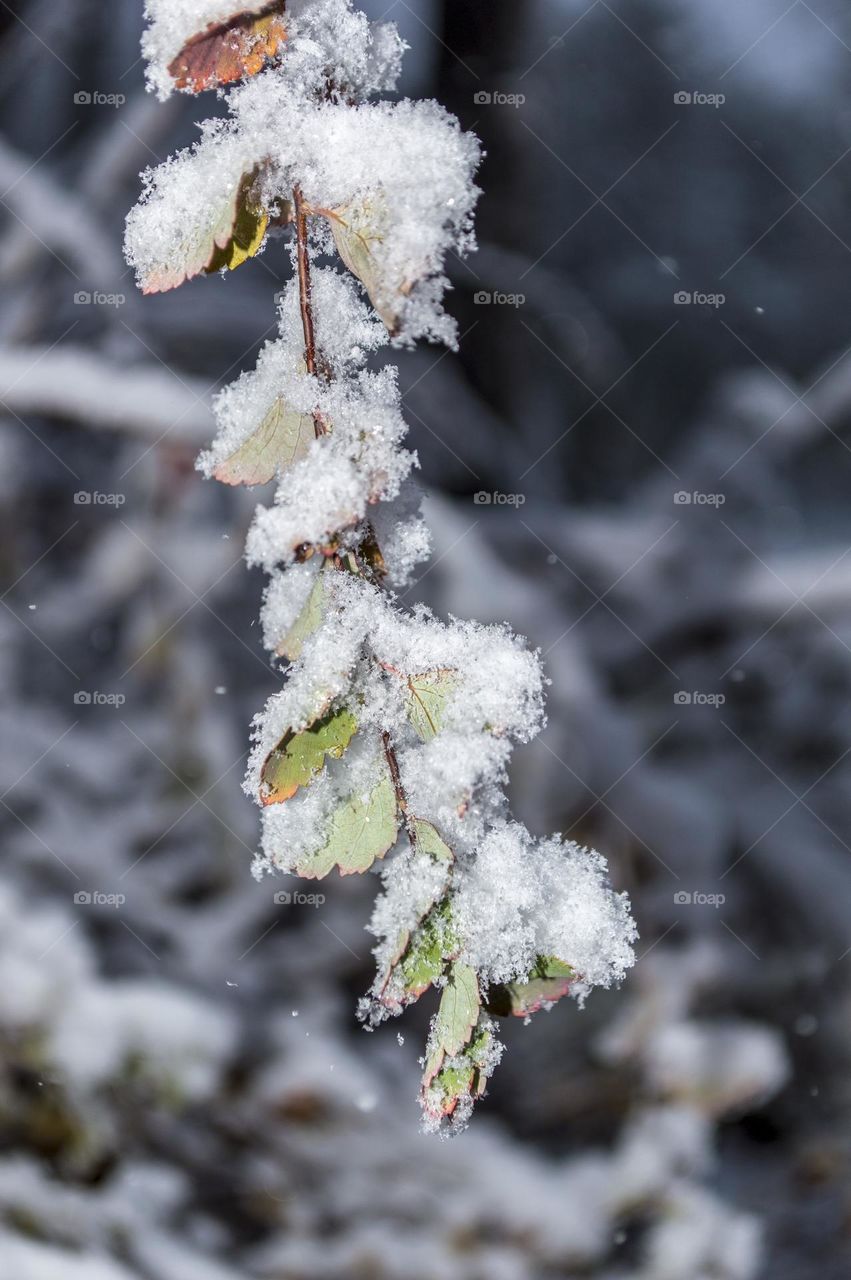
[124,0,637,1130]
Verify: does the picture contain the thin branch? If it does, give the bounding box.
[293,181,419,853]
[292,181,326,437]
[383,729,419,852]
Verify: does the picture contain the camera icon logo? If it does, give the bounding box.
[674,291,692,305]
[74,890,93,905]
[474,91,492,105]
[74,91,92,105]
[74,691,93,705]
[473,290,492,305]
[674,91,692,105]
[673,890,692,905]
[274,890,292,905]
[674,691,692,705]
[74,291,92,305]
[673,491,692,505]
[473,491,492,505]
[73,491,92,505]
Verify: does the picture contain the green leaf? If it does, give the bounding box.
[260,706,357,805]
[370,826,455,1015]
[485,956,573,1018]
[213,393,315,487]
[275,565,328,660]
[412,817,454,862]
[141,164,269,295]
[395,669,456,741]
[397,898,456,999]
[434,963,480,1057]
[324,193,417,336]
[296,767,400,879]
[423,963,480,1088]
[421,1021,495,1123]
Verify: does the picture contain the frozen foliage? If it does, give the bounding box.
[127,0,477,342]
[126,0,636,1129]
[232,86,481,343]
[453,822,636,995]
[125,129,257,293]
[143,0,404,102]
[142,0,260,97]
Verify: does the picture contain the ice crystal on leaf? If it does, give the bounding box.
[127,0,637,1131]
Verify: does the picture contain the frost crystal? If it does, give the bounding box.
[127,0,637,1132]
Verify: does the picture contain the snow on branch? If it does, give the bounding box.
[126,0,637,1131]
[0,345,212,442]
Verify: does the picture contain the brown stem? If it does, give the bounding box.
[382,730,419,852]
[292,182,326,437]
[292,184,420,854]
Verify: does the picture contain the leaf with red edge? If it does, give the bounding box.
[485,956,573,1018]
[260,706,357,805]
[420,1018,496,1126]
[212,392,315,487]
[168,2,288,93]
[139,164,269,295]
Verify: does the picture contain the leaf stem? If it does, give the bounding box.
[292,182,326,437]
[382,729,419,852]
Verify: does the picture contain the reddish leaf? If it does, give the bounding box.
[168,2,288,93]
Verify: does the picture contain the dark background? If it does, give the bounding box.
[2,1,851,1277]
